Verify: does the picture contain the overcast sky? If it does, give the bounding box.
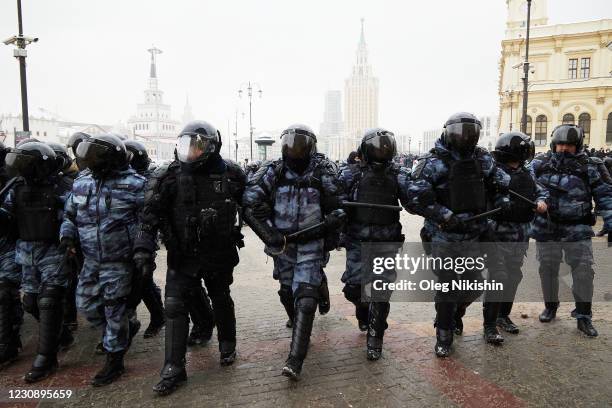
[0,0,610,141]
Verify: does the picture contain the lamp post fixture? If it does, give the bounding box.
[3,0,38,133]
[238,82,262,161]
[505,89,514,131]
[520,0,533,134]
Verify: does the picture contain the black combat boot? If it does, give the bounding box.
[91,351,125,386]
[577,318,598,337]
[496,316,519,334]
[127,316,141,348]
[483,302,504,344]
[219,340,236,366]
[282,293,317,380]
[24,287,64,383]
[187,286,214,344]
[58,324,74,351]
[153,296,189,396]
[318,274,330,315]
[539,303,557,323]
[453,302,469,335]
[343,284,368,332]
[142,281,165,339]
[434,327,453,358]
[0,282,22,367]
[278,285,295,328]
[366,302,390,361]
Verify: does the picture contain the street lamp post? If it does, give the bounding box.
[505,90,514,131]
[407,136,411,154]
[238,82,262,161]
[520,0,532,134]
[418,141,422,155]
[4,0,38,133]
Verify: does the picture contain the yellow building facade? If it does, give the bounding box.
[498,0,612,150]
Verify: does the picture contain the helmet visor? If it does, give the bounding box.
[281,130,315,160]
[176,134,217,163]
[363,132,396,162]
[446,123,481,152]
[553,126,582,146]
[76,140,113,172]
[4,151,39,177]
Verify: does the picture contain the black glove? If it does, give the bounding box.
[251,202,272,220]
[441,215,465,233]
[198,208,218,235]
[324,209,347,230]
[58,237,76,256]
[133,250,155,279]
[323,196,343,211]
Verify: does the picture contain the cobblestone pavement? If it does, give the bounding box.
[1,214,611,407]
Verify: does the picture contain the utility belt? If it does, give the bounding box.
[549,213,596,226]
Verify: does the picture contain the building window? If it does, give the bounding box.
[526,116,533,137]
[607,113,612,144]
[43,131,47,137]
[580,57,590,79]
[562,113,575,125]
[578,113,591,146]
[535,115,547,146]
[568,58,578,79]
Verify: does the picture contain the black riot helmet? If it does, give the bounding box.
[75,133,129,175]
[176,120,222,167]
[16,137,41,148]
[360,128,397,164]
[67,132,91,157]
[492,131,535,164]
[280,124,317,173]
[443,112,482,155]
[550,124,584,152]
[4,142,57,182]
[124,140,151,173]
[47,142,74,173]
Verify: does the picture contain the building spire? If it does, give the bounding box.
[360,18,366,46]
[147,46,163,79]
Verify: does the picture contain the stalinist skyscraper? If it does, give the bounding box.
[343,19,379,158]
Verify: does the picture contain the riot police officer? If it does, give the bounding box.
[490,132,548,334]
[48,142,81,345]
[407,112,510,357]
[243,124,345,380]
[66,132,91,171]
[531,124,612,337]
[61,134,146,385]
[124,140,165,339]
[338,128,411,360]
[1,142,71,382]
[0,141,24,367]
[134,121,246,396]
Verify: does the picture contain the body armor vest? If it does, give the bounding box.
[436,158,487,214]
[351,165,400,225]
[496,168,536,223]
[536,154,593,224]
[14,183,60,242]
[170,170,238,255]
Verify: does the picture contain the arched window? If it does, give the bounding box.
[535,115,547,146]
[578,113,591,146]
[607,112,612,145]
[562,113,575,125]
[526,116,533,137]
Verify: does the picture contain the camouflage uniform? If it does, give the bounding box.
[531,151,612,320]
[61,169,145,353]
[407,139,510,332]
[243,153,344,294]
[489,162,548,320]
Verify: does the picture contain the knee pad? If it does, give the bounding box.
[277,284,293,303]
[22,292,39,315]
[343,284,361,304]
[295,296,318,314]
[165,296,186,319]
[39,285,65,300]
[295,283,319,301]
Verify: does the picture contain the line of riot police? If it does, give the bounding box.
[0,112,610,396]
